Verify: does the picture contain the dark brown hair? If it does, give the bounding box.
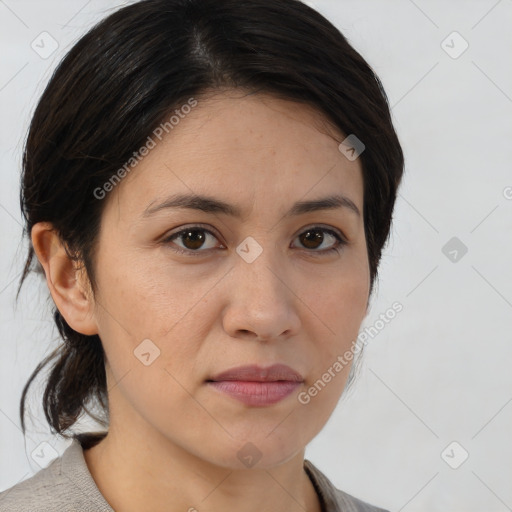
[17,0,404,444]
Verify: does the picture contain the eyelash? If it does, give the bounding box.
[161,224,347,257]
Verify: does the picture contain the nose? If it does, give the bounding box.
[221,249,301,342]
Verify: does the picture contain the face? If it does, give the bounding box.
[88,90,370,469]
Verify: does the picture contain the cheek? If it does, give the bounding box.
[93,250,197,338]
[92,252,219,386]
[301,254,369,399]
[304,258,369,337]
[297,277,366,429]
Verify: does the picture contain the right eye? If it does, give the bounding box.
[162,225,224,256]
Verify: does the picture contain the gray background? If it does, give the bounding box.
[1,1,511,510]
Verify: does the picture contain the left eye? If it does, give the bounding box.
[292,227,346,254]
[163,225,346,256]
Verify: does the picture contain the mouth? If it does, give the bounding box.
[206,364,304,406]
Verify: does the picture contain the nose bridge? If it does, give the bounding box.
[236,233,287,304]
[222,233,300,340]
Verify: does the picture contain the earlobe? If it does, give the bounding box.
[31,222,98,336]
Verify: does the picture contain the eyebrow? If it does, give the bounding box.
[143,192,361,219]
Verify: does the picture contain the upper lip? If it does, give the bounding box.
[208,364,304,382]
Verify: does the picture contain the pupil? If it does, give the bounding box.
[301,230,323,249]
[183,230,205,250]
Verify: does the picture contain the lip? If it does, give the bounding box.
[208,363,304,382]
[206,364,304,406]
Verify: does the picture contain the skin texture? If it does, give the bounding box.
[31,90,370,512]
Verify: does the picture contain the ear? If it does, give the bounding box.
[31,222,98,336]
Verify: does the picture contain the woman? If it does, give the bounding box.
[0,0,403,510]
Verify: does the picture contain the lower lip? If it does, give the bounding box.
[207,380,302,406]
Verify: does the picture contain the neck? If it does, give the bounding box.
[83,420,322,512]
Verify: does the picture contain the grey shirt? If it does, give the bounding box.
[0,437,389,512]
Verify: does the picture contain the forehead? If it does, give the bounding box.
[105,91,364,223]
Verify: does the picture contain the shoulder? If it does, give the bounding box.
[333,488,390,512]
[0,437,113,512]
[304,459,389,512]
